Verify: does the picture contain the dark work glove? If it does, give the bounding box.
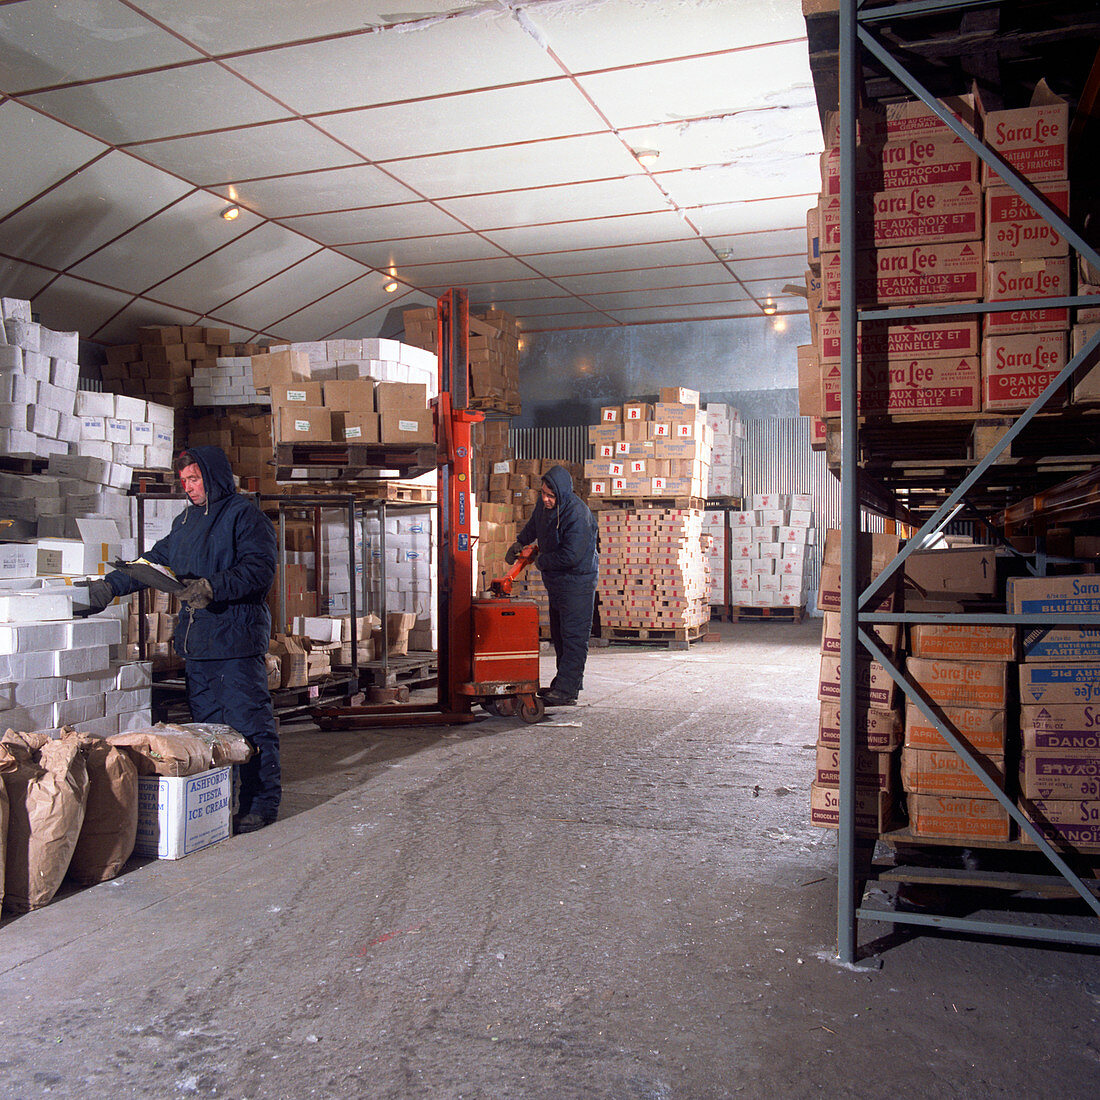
[504,541,524,565]
[179,578,214,609]
[74,578,114,616]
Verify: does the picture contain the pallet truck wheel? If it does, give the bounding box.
[519,697,545,724]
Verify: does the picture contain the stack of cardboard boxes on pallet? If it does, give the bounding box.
[799,82,1092,421]
[705,403,744,499]
[728,494,815,612]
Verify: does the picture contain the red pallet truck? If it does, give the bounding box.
[313,288,545,729]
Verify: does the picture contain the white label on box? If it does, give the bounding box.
[345,426,363,439]
[286,389,308,402]
[294,419,310,432]
[600,444,614,458]
[615,441,630,455]
[398,419,417,432]
[602,409,617,421]
[626,407,642,420]
[653,423,670,437]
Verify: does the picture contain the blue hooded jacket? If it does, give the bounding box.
[518,464,598,579]
[105,445,276,660]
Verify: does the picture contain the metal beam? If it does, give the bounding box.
[857,908,1100,948]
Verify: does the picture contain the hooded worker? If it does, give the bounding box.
[79,446,280,833]
[506,464,598,706]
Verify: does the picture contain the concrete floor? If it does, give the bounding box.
[1,619,1099,1099]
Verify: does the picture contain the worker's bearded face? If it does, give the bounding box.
[179,463,207,506]
[540,485,557,510]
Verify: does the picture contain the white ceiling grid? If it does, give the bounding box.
[0,0,821,344]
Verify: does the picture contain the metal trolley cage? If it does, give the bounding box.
[834,0,1100,959]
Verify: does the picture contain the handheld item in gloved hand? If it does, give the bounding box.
[110,557,184,594]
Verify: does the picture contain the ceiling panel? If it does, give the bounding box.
[278,202,469,246]
[459,278,581,304]
[215,253,370,335]
[67,192,268,292]
[210,163,424,217]
[537,0,807,71]
[266,276,404,343]
[392,256,542,289]
[529,238,717,276]
[585,283,753,311]
[24,62,289,145]
[439,176,667,231]
[0,257,59,303]
[726,255,805,282]
[339,233,509,271]
[389,133,645,200]
[228,12,558,116]
[29,273,138,340]
[604,301,764,325]
[152,224,325,314]
[0,0,203,91]
[0,101,107,217]
[710,228,807,261]
[481,295,582,317]
[688,195,819,238]
[555,262,735,297]
[484,211,696,256]
[94,298,239,345]
[0,151,193,271]
[659,155,821,207]
[321,79,603,163]
[326,289,440,341]
[513,309,618,331]
[125,120,363,186]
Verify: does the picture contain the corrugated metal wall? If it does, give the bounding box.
[511,425,586,464]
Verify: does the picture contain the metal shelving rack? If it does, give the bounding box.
[830,0,1100,959]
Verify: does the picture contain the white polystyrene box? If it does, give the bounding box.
[114,394,147,422]
[0,590,73,622]
[75,390,115,417]
[0,620,69,654]
[50,358,80,390]
[4,317,39,350]
[54,693,107,727]
[1,298,32,321]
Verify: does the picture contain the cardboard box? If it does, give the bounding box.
[134,766,232,860]
[908,793,1011,842]
[817,312,979,363]
[271,382,323,408]
[659,387,699,406]
[1020,627,1100,663]
[981,330,1066,411]
[984,256,1070,334]
[333,412,380,443]
[1008,574,1100,616]
[904,702,1007,753]
[817,701,902,752]
[820,241,983,307]
[379,410,433,444]
[1018,796,1100,848]
[820,355,980,417]
[906,656,1008,710]
[819,182,982,250]
[815,744,894,790]
[984,182,1070,261]
[820,610,901,657]
[809,781,894,834]
[1019,663,1100,706]
[818,653,897,712]
[250,349,310,391]
[902,545,998,601]
[375,381,427,414]
[1020,753,1100,800]
[822,94,978,145]
[277,406,331,443]
[817,529,901,613]
[820,137,980,195]
[980,80,1069,184]
[901,746,1005,798]
[796,344,821,417]
[1021,704,1100,753]
[323,379,376,412]
[909,623,1016,662]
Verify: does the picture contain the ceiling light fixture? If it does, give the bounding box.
[220,205,240,221]
[383,280,399,293]
[762,298,777,315]
[772,317,787,333]
[634,148,660,167]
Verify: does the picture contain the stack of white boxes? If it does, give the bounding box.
[703,510,727,609]
[704,404,744,499]
[192,358,270,406]
[73,391,175,470]
[269,337,437,395]
[729,493,815,610]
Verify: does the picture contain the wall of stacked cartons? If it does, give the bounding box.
[728,493,815,611]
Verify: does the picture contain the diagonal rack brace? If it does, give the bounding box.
[858,627,1100,920]
[859,327,1100,611]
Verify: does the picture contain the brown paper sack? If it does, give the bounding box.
[0,743,13,907]
[108,728,214,777]
[67,735,139,885]
[169,723,253,767]
[1,732,89,912]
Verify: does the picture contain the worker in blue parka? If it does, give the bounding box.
[507,464,598,707]
[82,446,280,832]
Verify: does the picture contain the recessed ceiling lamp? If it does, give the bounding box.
[220,205,240,221]
[762,298,778,315]
[383,279,399,293]
[634,148,660,167]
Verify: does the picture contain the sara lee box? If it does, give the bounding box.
[980,79,1069,184]
[820,610,901,657]
[818,653,897,711]
[819,182,982,250]
[820,241,983,307]
[981,330,1066,411]
[1019,663,1100,706]
[820,136,979,195]
[909,623,1016,662]
[817,528,901,613]
[904,701,1007,753]
[901,746,1005,798]
[809,781,894,834]
[821,356,980,417]
[815,744,894,790]
[816,312,979,363]
[1020,627,1100,663]
[135,766,232,860]
[906,656,1008,710]
[1008,574,1100,615]
[1019,754,1100,800]
[818,701,902,752]
[908,793,1011,842]
[822,94,978,146]
[984,255,1070,334]
[1018,797,1100,848]
[1020,704,1100,752]
[984,182,1070,261]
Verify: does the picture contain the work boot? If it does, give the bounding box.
[540,688,577,706]
[235,812,276,834]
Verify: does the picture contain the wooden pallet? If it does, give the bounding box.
[593,497,708,512]
[343,650,438,689]
[274,441,435,483]
[730,605,806,624]
[710,604,731,622]
[604,623,706,649]
[130,468,178,495]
